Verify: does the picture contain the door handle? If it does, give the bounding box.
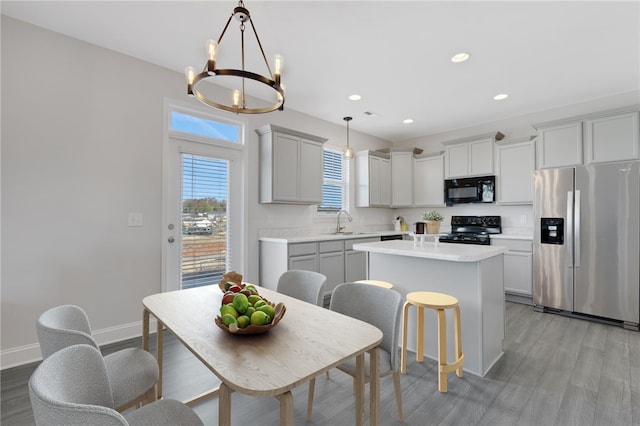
[168,236,175,243]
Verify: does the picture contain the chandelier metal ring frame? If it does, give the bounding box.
[186,1,285,114]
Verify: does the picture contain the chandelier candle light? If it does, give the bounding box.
[343,116,353,159]
[185,1,285,114]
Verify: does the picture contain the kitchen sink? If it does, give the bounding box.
[323,231,376,236]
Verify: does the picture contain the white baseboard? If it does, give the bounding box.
[0,320,158,370]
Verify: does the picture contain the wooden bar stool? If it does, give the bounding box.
[400,291,464,392]
[354,279,394,289]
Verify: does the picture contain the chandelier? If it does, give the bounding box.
[185,1,285,114]
[343,117,354,159]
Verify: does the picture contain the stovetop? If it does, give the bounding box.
[439,216,502,246]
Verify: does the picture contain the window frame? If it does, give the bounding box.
[318,147,350,214]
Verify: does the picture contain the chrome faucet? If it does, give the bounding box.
[336,209,353,233]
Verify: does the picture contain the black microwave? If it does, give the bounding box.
[444,176,495,206]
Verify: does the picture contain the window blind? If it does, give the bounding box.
[319,149,347,212]
[181,154,229,289]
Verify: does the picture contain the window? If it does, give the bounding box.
[180,154,229,289]
[170,110,241,143]
[319,148,349,212]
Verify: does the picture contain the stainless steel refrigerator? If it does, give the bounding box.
[533,161,640,330]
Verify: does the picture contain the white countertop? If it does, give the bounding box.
[259,230,405,243]
[352,240,508,262]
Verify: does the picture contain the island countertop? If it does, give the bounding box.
[352,240,507,262]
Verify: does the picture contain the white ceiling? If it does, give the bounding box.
[2,1,639,142]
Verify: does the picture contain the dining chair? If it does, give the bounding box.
[28,344,203,426]
[307,282,404,421]
[276,270,327,307]
[36,304,159,412]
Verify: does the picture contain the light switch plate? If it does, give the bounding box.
[128,212,144,227]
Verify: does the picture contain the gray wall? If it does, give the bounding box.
[2,16,637,368]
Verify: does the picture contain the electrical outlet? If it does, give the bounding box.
[128,212,144,227]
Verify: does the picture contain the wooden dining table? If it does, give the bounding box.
[142,285,383,426]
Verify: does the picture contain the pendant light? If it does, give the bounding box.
[343,116,353,159]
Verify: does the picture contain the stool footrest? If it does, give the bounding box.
[439,354,464,374]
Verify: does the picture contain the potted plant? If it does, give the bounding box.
[422,210,444,234]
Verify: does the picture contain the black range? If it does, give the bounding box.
[438,216,502,245]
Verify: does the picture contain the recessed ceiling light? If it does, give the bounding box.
[348,94,362,101]
[451,52,470,63]
[493,93,509,100]
[403,118,414,124]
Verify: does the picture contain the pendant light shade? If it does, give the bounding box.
[343,116,353,159]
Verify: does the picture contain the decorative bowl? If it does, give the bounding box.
[215,301,286,335]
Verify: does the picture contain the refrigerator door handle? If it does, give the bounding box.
[567,191,574,269]
[574,190,580,267]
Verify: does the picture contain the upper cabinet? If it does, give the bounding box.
[355,150,391,207]
[584,111,639,164]
[534,107,639,169]
[413,152,445,207]
[535,121,583,168]
[495,136,535,204]
[391,149,414,207]
[443,133,498,178]
[256,124,327,204]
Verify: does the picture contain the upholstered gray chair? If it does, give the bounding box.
[29,344,203,426]
[276,270,327,307]
[307,282,404,421]
[36,305,158,412]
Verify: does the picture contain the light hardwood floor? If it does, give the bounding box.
[2,302,639,425]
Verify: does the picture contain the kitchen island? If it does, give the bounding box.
[352,240,507,377]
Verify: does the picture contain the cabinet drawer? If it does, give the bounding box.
[494,239,532,252]
[319,240,344,253]
[345,237,379,251]
[289,242,317,256]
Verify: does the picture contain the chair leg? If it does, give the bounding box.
[454,305,464,377]
[436,309,448,393]
[416,306,425,362]
[401,301,411,374]
[392,371,404,422]
[306,377,316,421]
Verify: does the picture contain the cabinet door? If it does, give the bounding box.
[379,158,392,206]
[469,138,494,176]
[497,141,534,204]
[289,254,317,272]
[504,251,533,296]
[299,139,324,203]
[537,122,582,169]
[345,250,367,282]
[369,156,382,205]
[585,112,639,164]
[414,155,445,206]
[391,152,413,206]
[319,251,345,294]
[445,144,469,178]
[272,133,300,201]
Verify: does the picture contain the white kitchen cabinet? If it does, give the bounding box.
[256,124,327,204]
[413,152,445,207]
[391,149,414,207]
[585,111,639,164]
[318,241,345,296]
[495,238,533,304]
[344,237,379,282]
[535,121,582,169]
[287,242,318,272]
[444,133,495,178]
[495,137,535,204]
[534,107,640,169]
[355,150,391,207]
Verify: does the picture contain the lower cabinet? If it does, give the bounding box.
[259,236,379,298]
[496,238,533,304]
